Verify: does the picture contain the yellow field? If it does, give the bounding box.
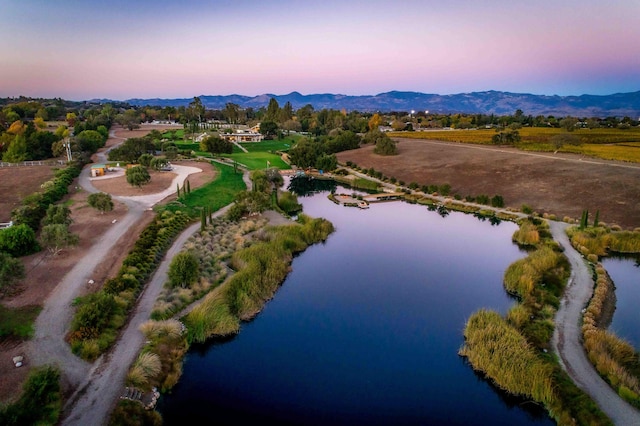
[389,127,640,163]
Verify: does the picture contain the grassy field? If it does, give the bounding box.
[162,162,246,217]
[389,128,640,163]
[222,152,290,170]
[219,137,296,170]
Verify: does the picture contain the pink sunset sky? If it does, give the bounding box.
[1,0,639,100]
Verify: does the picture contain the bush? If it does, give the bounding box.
[0,224,39,256]
[0,366,61,425]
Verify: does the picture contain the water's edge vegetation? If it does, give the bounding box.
[568,226,640,408]
[109,214,334,424]
[460,218,613,425]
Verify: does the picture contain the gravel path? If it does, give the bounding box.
[60,163,249,425]
[550,221,640,425]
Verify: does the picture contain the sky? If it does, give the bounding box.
[1,0,639,100]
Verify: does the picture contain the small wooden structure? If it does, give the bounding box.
[90,164,107,177]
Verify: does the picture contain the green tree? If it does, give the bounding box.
[259,121,279,140]
[126,165,151,188]
[42,204,72,226]
[2,134,28,162]
[40,224,78,255]
[138,153,154,167]
[315,153,337,171]
[264,98,280,122]
[87,192,114,214]
[550,133,580,151]
[200,135,233,155]
[0,224,39,256]
[150,156,170,170]
[115,109,141,131]
[74,130,105,153]
[0,252,25,295]
[223,103,240,124]
[372,132,398,155]
[168,251,200,288]
[288,138,322,168]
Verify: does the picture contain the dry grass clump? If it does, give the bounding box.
[504,246,560,299]
[184,215,334,343]
[460,310,556,404]
[127,352,161,389]
[512,219,540,246]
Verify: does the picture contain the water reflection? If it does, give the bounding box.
[160,181,552,425]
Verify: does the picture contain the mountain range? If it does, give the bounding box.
[121,90,640,117]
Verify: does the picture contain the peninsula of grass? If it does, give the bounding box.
[183,214,334,343]
[460,218,612,425]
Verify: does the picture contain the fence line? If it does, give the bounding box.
[0,160,67,168]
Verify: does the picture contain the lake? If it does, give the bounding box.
[159,182,553,425]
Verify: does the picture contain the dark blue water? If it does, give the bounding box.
[160,186,554,425]
[603,256,640,349]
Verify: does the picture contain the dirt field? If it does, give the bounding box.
[0,126,213,404]
[0,166,57,222]
[337,138,640,229]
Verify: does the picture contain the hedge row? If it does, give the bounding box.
[11,163,83,232]
[69,210,191,361]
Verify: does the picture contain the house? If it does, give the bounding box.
[220,130,264,143]
[91,164,107,177]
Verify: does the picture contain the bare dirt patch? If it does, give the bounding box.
[91,170,177,196]
[0,166,57,222]
[337,138,640,229]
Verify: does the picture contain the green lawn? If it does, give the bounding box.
[240,137,297,152]
[222,152,290,170]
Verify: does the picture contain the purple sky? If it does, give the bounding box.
[1,0,639,100]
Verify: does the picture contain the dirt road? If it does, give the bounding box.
[550,221,640,425]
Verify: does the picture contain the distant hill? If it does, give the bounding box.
[122,90,640,117]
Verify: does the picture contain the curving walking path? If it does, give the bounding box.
[550,221,640,425]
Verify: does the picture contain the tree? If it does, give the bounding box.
[315,153,337,171]
[223,103,240,124]
[168,251,200,288]
[150,156,170,171]
[491,129,521,145]
[559,117,579,132]
[288,138,322,168]
[40,224,79,255]
[42,204,72,226]
[75,130,105,153]
[550,133,580,151]
[0,224,40,256]
[138,153,154,167]
[2,134,28,162]
[368,113,382,131]
[115,109,141,131]
[259,121,278,140]
[370,131,397,155]
[87,192,114,214]
[280,101,293,123]
[264,98,280,122]
[66,112,77,127]
[0,252,25,295]
[200,135,233,155]
[126,165,151,188]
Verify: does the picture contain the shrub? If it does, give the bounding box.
[0,224,39,256]
[0,366,61,425]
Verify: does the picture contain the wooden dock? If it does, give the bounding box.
[362,192,405,202]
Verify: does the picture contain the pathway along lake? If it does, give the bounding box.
[160,181,554,425]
